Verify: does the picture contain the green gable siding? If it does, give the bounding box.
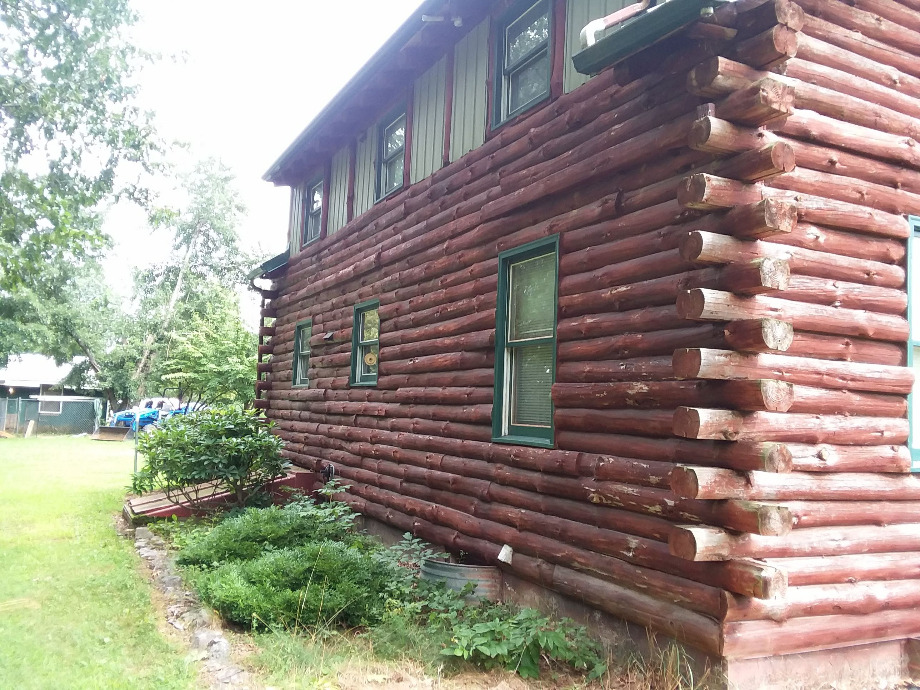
[353,124,378,218]
[450,17,489,163]
[411,56,448,184]
[564,0,630,93]
[328,146,350,235]
[289,183,303,253]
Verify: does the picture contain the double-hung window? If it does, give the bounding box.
[377,110,406,200]
[303,180,323,245]
[909,216,920,471]
[293,320,312,387]
[351,301,380,386]
[494,0,552,127]
[493,236,558,446]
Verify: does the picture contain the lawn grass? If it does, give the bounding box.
[0,436,194,689]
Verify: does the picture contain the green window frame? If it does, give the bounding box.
[909,216,920,471]
[376,108,406,201]
[293,320,312,387]
[350,300,380,386]
[493,0,552,129]
[492,235,559,447]
[303,179,323,245]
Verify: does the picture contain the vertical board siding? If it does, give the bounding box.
[564,0,630,93]
[328,146,350,235]
[353,124,378,218]
[411,57,448,184]
[288,184,303,253]
[450,17,490,163]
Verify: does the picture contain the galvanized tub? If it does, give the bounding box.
[420,558,502,602]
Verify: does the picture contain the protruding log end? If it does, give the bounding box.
[255,380,272,394]
[261,307,278,319]
[724,319,794,352]
[671,465,746,499]
[729,499,794,537]
[259,326,276,338]
[252,399,269,410]
[677,288,707,320]
[673,348,704,379]
[673,406,744,441]
[728,198,798,239]
[761,442,794,473]
[677,173,762,211]
[720,257,791,295]
[717,143,797,183]
[257,361,273,374]
[670,525,733,561]
[257,344,274,357]
[721,379,795,413]
[716,77,796,126]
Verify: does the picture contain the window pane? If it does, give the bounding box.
[306,211,321,241]
[384,157,403,194]
[508,252,555,341]
[510,344,553,427]
[506,6,549,66]
[360,343,379,378]
[384,117,406,157]
[297,354,310,383]
[310,184,322,213]
[361,309,379,342]
[912,233,920,341]
[913,346,920,450]
[509,52,549,113]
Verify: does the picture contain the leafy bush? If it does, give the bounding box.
[442,605,606,680]
[188,541,397,629]
[131,407,287,509]
[177,495,366,567]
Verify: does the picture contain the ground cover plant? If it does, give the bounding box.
[132,407,287,509]
[0,437,193,689]
[165,487,608,682]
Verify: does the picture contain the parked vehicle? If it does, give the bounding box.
[113,397,183,430]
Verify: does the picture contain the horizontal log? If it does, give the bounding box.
[782,501,920,529]
[731,24,798,69]
[723,608,920,659]
[771,553,920,587]
[552,380,794,412]
[785,443,911,474]
[680,230,905,289]
[678,174,763,210]
[673,348,913,393]
[557,305,685,342]
[671,466,920,501]
[671,523,920,561]
[678,289,908,342]
[723,319,794,352]
[784,331,905,366]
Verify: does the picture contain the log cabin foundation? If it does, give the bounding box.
[252,0,920,686]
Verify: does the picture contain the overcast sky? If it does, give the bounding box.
[104,0,423,281]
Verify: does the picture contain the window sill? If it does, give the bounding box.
[492,434,553,449]
[292,382,310,389]
[374,184,404,205]
[490,90,551,134]
[349,380,378,388]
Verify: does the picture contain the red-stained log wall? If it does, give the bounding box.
[256,0,920,661]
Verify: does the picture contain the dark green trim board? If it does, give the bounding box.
[350,299,380,387]
[292,320,312,388]
[492,0,553,129]
[247,250,290,281]
[572,0,735,76]
[909,216,920,472]
[492,235,559,448]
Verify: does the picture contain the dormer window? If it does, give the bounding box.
[303,179,323,245]
[494,0,551,127]
[377,109,406,200]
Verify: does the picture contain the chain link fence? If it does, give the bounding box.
[2,397,103,435]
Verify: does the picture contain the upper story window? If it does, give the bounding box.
[377,110,406,200]
[293,320,312,387]
[493,236,558,447]
[351,300,380,386]
[303,180,323,245]
[494,0,552,127]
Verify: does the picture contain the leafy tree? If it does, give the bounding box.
[0,0,157,289]
[150,290,257,408]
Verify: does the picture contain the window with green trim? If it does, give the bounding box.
[493,236,558,446]
[493,0,552,128]
[909,216,920,471]
[377,110,406,200]
[351,301,380,386]
[293,320,312,387]
[303,180,323,245]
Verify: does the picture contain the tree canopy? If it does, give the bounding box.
[0,0,157,290]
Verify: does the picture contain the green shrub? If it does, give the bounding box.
[177,495,366,567]
[188,541,397,629]
[132,407,287,509]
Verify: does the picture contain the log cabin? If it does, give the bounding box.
[250,0,920,685]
